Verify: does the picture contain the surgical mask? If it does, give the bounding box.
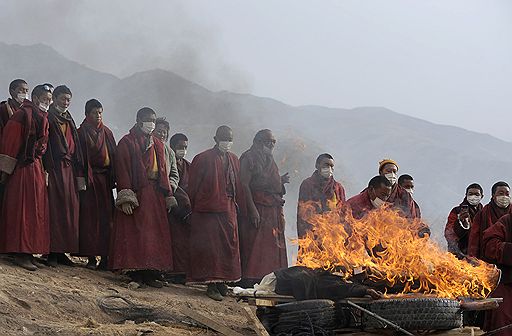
[16,93,28,104]
[385,173,398,185]
[262,145,274,155]
[495,195,511,208]
[55,105,67,114]
[175,149,187,159]
[467,195,482,206]
[140,121,155,135]
[319,167,333,179]
[405,188,414,196]
[38,102,49,112]
[218,141,233,152]
[371,197,386,208]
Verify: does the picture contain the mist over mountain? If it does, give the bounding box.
[1,42,511,252]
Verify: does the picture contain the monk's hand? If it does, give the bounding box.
[165,196,178,212]
[418,226,431,238]
[250,208,261,228]
[121,203,134,215]
[281,172,290,184]
[366,289,382,300]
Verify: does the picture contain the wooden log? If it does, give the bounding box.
[242,306,270,336]
[460,298,503,311]
[180,306,244,336]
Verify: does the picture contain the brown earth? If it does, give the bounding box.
[0,256,256,336]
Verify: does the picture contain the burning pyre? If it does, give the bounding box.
[295,201,500,299]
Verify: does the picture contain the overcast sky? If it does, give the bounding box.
[2,0,511,140]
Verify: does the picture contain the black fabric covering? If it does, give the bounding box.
[274,266,368,300]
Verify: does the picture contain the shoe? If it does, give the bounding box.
[57,253,75,267]
[14,254,37,271]
[144,279,164,288]
[216,283,229,297]
[97,256,108,271]
[31,257,46,268]
[86,257,97,270]
[46,254,58,267]
[206,284,223,301]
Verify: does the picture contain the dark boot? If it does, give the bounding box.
[86,257,97,270]
[206,284,223,301]
[143,270,163,288]
[46,253,58,267]
[31,256,46,268]
[97,256,108,271]
[57,253,75,267]
[216,283,229,297]
[14,254,37,271]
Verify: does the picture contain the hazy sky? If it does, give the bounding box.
[2,0,511,140]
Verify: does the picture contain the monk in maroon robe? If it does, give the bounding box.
[444,183,484,257]
[0,79,29,208]
[167,133,192,280]
[297,153,346,238]
[43,85,85,267]
[378,159,419,219]
[398,174,422,218]
[347,176,392,220]
[109,107,176,288]
[239,129,288,287]
[187,126,244,301]
[77,99,116,270]
[468,181,512,259]
[482,213,512,335]
[0,84,52,271]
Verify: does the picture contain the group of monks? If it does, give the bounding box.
[1,79,512,332]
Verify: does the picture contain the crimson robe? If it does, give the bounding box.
[468,201,512,259]
[346,189,374,220]
[0,98,21,209]
[444,199,482,255]
[187,147,243,283]
[77,119,116,257]
[482,214,512,334]
[239,147,288,282]
[43,105,84,253]
[109,127,173,271]
[168,158,192,274]
[297,171,346,238]
[387,183,419,219]
[0,100,50,253]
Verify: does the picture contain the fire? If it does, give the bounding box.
[295,201,500,299]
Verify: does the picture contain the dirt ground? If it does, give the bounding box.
[0,256,256,336]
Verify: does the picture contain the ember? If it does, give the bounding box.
[295,201,500,299]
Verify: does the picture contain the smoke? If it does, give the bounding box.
[0,0,253,93]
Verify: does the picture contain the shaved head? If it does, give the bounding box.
[215,125,233,142]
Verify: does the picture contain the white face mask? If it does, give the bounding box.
[218,141,233,152]
[38,102,49,112]
[319,167,333,179]
[141,121,156,135]
[405,188,414,196]
[55,104,67,114]
[262,145,274,155]
[371,197,386,209]
[175,149,187,159]
[467,195,482,206]
[495,195,511,209]
[16,93,28,104]
[385,172,398,185]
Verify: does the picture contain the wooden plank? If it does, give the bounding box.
[181,306,244,336]
[242,306,270,336]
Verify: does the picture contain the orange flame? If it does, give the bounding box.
[295,201,499,299]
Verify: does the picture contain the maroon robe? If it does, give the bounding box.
[109,127,173,271]
[346,189,374,220]
[468,201,512,259]
[43,105,84,253]
[0,100,50,253]
[482,214,512,334]
[187,147,244,283]
[77,119,116,257]
[387,183,419,219]
[169,158,191,274]
[444,199,482,255]
[297,171,346,238]
[239,146,288,282]
[0,98,21,139]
